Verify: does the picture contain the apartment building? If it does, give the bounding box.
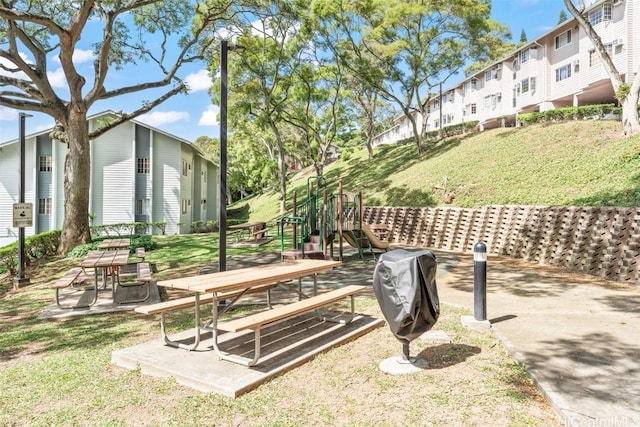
[373,0,637,146]
[0,111,219,247]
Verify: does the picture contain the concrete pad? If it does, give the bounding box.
[379,356,428,375]
[111,312,383,397]
[461,315,492,330]
[229,237,274,248]
[38,282,161,320]
[420,329,451,344]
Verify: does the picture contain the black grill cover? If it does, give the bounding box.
[372,249,440,345]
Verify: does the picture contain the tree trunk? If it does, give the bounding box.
[269,120,287,214]
[58,109,92,254]
[621,87,640,136]
[366,141,374,160]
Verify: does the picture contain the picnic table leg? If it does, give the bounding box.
[209,292,262,367]
[313,294,357,324]
[161,293,202,351]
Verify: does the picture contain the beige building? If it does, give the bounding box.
[373,0,636,145]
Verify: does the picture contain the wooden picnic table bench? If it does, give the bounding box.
[135,281,283,351]
[215,284,367,366]
[51,267,98,309]
[114,262,153,304]
[135,247,146,261]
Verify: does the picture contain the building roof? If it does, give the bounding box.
[0,110,216,165]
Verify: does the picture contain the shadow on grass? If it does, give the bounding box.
[416,343,481,369]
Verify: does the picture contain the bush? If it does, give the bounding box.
[518,104,620,126]
[0,230,62,276]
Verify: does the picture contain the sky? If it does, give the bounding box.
[0,0,566,145]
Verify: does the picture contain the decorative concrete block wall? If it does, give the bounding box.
[363,205,640,285]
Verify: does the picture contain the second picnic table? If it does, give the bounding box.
[98,238,131,250]
[80,250,130,296]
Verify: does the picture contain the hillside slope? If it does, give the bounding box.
[230,121,640,221]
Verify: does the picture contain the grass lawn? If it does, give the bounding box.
[0,233,560,426]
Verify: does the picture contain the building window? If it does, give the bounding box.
[470,103,477,114]
[38,198,51,215]
[589,44,613,67]
[555,30,572,49]
[136,199,149,215]
[182,160,191,176]
[530,77,536,93]
[555,64,572,82]
[39,155,52,172]
[137,157,149,174]
[182,199,187,214]
[521,78,530,93]
[520,49,530,64]
[589,3,611,26]
[604,3,612,20]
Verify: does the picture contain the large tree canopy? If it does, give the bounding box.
[311,0,510,153]
[0,0,232,253]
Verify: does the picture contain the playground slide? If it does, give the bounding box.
[343,223,390,250]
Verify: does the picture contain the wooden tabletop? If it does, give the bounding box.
[80,250,130,268]
[98,238,131,250]
[157,259,342,294]
[228,222,263,230]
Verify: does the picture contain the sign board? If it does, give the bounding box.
[13,203,33,228]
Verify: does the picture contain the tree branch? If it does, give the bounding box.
[88,83,186,139]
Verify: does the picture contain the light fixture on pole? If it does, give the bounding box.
[219,40,245,272]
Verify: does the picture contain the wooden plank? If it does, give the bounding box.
[135,282,279,315]
[51,267,83,289]
[136,262,153,282]
[217,285,367,333]
[157,260,341,293]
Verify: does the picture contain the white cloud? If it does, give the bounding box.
[185,69,212,93]
[0,107,19,121]
[198,105,219,126]
[0,55,30,79]
[137,111,190,127]
[47,68,67,88]
[53,48,95,64]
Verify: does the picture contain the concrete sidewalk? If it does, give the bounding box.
[433,250,640,427]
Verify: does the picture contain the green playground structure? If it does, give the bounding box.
[279,177,389,262]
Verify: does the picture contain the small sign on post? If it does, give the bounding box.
[13,203,33,228]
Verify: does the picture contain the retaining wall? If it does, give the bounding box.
[363,205,640,285]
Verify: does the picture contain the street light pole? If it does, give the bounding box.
[219,40,229,272]
[17,112,32,286]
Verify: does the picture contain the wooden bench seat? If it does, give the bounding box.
[214,284,367,366]
[135,247,146,261]
[52,267,98,309]
[135,281,285,351]
[114,262,153,304]
[135,281,279,315]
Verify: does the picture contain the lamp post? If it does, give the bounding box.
[17,112,33,287]
[219,40,244,272]
[219,40,229,272]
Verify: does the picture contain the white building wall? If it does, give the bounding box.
[0,142,20,247]
[152,133,181,235]
[90,120,135,225]
[52,137,65,230]
[180,145,194,233]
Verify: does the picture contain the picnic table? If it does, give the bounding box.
[143,259,370,366]
[228,222,267,241]
[98,238,131,250]
[80,250,130,296]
